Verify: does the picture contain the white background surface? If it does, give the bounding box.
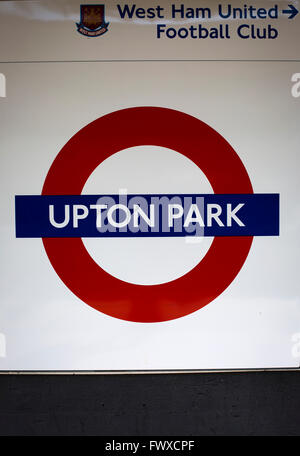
[0,0,299,370]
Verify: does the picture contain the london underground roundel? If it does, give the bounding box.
[15,107,279,322]
[44,105,253,323]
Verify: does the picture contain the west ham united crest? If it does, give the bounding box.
[76,4,109,37]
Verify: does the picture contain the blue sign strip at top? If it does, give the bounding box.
[15,193,279,238]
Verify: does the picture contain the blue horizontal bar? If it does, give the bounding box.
[15,193,279,238]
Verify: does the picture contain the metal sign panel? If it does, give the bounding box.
[0,0,299,370]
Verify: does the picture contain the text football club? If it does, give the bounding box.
[15,107,279,323]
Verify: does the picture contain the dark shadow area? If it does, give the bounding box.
[0,371,299,436]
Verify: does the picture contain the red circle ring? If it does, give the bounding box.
[42,107,253,323]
